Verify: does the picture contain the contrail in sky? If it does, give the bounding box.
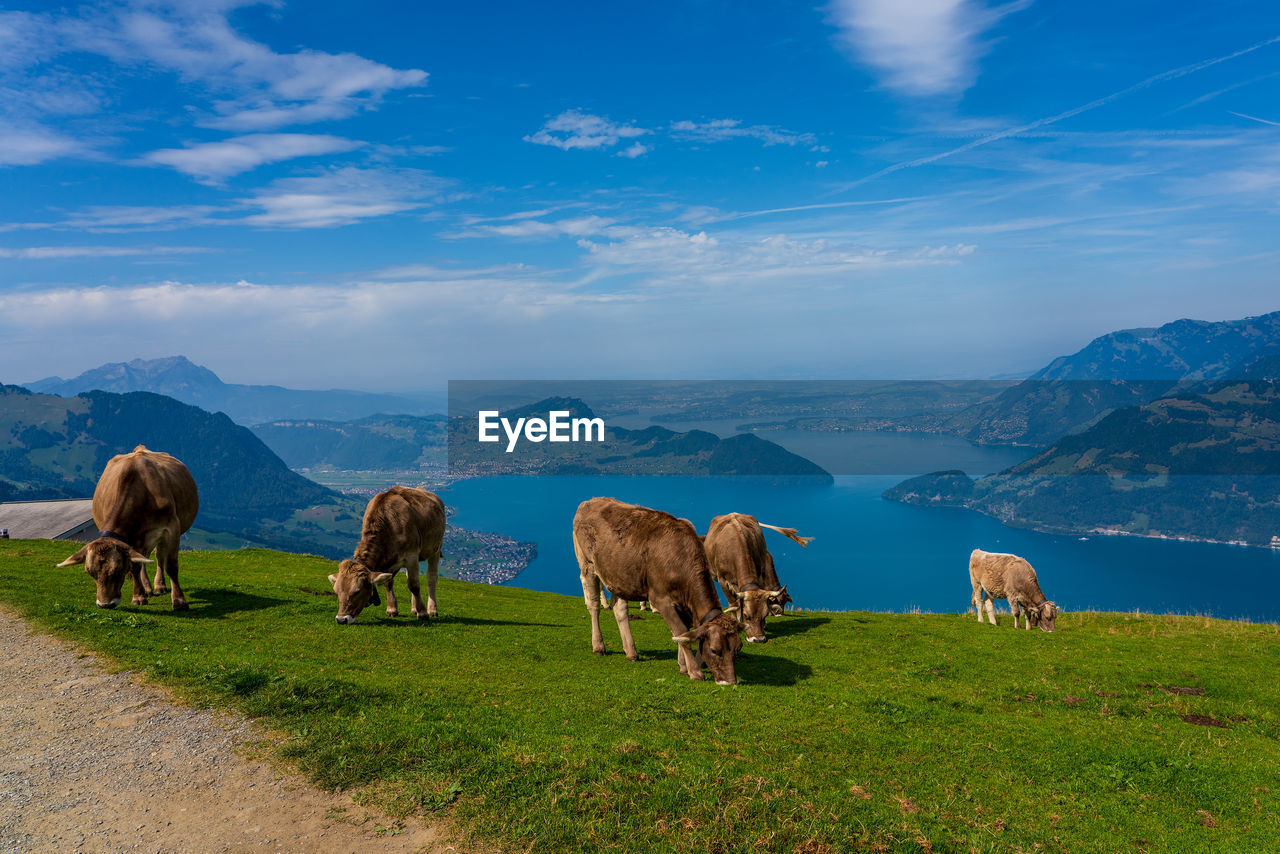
[1229,110,1280,127]
[835,35,1280,193]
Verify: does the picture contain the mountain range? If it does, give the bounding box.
[0,385,532,573]
[885,309,1280,546]
[449,397,832,479]
[26,356,443,426]
[942,310,1280,446]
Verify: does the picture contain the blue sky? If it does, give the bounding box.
[1,0,1278,390]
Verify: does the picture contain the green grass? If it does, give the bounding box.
[3,538,1278,853]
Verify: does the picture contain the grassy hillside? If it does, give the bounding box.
[2,539,1277,853]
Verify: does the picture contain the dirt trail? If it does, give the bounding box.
[0,606,458,854]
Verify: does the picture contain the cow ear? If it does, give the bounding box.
[128,548,152,564]
[327,573,339,586]
[56,547,89,568]
[371,572,395,585]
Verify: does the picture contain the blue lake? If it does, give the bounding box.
[440,473,1280,623]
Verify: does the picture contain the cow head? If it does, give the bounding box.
[673,612,743,685]
[767,585,792,617]
[737,589,774,643]
[328,561,393,624]
[57,537,151,608]
[1028,601,1059,632]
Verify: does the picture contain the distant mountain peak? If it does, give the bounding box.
[20,356,442,425]
[1030,309,1280,382]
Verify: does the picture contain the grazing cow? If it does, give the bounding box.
[969,549,1059,632]
[704,513,811,643]
[57,446,199,610]
[329,486,445,624]
[572,497,743,684]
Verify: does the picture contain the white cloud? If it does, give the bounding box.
[0,125,88,166]
[525,110,649,151]
[0,245,213,259]
[2,2,427,138]
[451,215,621,240]
[1,167,448,231]
[670,119,817,147]
[577,226,977,281]
[618,142,650,158]
[145,133,364,182]
[241,166,449,228]
[827,0,1030,96]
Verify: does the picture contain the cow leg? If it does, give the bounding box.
[580,572,606,655]
[405,560,428,619]
[151,561,167,595]
[972,583,983,622]
[425,553,440,618]
[129,564,149,606]
[384,570,399,617]
[654,605,703,680]
[157,538,188,611]
[612,597,639,661]
[984,596,997,626]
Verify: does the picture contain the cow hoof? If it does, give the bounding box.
[413,612,428,621]
[427,609,438,618]
[154,586,168,595]
[687,671,705,681]
[172,600,189,611]
[593,647,607,656]
[626,653,639,662]
[386,609,399,618]
[131,597,148,606]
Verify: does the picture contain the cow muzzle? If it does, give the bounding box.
[746,635,767,644]
[335,615,357,625]
[96,598,121,609]
[715,680,737,686]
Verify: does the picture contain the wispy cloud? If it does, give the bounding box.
[0,245,213,259]
[0,125,89,166]
[827,0,1032,97]
[1229,111,1280,128]
[241,166,450,228]
[669,119,818,147]
[577,226,976,281]
[0,0,428,154]
[145,133,365,182]
[834,34,1280,192]
[524,109,649,152]
[452,215,621,240]
[1,166,450,231]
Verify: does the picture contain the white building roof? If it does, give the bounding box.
[0,499,98,541]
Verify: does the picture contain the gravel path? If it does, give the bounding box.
[0,606,457,854]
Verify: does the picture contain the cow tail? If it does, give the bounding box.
[758,523,814,547]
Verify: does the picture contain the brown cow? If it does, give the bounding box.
[57,446,199,610]
[704,513,810,643]
[573,497,743,684]
[969,549,1059,632]
[329,486,445,624]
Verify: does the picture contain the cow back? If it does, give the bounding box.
[356,486,446,569]
[705,513,770,592]
[970,549,1042,600]
[92,446,199,539]
[573,497,720,616]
